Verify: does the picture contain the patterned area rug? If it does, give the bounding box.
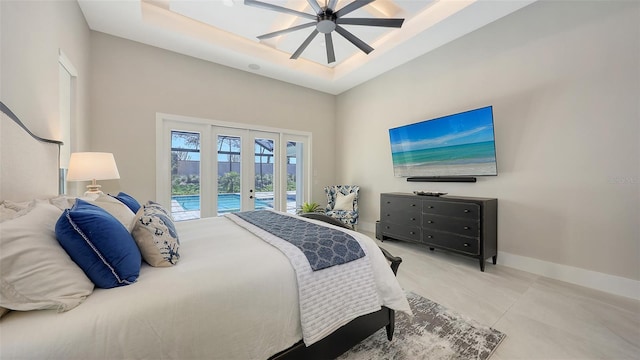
[339,292,506,360]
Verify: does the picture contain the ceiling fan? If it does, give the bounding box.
[244,0,405,64]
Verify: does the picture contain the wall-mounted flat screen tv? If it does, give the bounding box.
[389,106,498,177]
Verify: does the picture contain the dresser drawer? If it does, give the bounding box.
[381,195,421,214]
[381,211,420,227]
[422,231,480,255]
[422,214,480,237]
[422,201,480,219]
[381,195,421,227]
[379,222,421,242]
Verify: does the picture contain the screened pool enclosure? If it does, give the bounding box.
[170,131,303,221]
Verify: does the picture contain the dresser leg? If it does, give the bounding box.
[480,259,485,272]
[429,247,434,251]
[492,255,497,264]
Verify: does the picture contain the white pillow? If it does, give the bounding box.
[0,200,32,212]
[0,205,18,223]
[0,200,35,223]
[333,192,356,211]
[0,200,94,312]
[89,193,137,232]
[49,195,77,211]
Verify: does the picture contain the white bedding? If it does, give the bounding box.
[0,215,410,359]
[228,211,392,346]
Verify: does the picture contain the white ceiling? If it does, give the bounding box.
[78,0,536,95]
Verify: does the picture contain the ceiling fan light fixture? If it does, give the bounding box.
[316,15,336,34]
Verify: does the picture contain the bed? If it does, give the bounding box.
[0,102,411,359]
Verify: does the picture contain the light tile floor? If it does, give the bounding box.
[369,236,640,360]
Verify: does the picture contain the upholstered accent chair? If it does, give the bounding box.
[324,185,359,229]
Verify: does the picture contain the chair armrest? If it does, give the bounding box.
[378,247,402,276]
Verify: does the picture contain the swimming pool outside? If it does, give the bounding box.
[172,192,298,221]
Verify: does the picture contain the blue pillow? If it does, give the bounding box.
[111,192,141,213]
[55,199,141,289]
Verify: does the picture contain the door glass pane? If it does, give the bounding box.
[171,131,200,221]
[254,138,275,210]
[217,135,241,215]
[287,141,303,214]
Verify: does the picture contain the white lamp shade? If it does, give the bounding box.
[67,152,120,181]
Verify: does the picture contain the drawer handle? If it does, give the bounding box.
[427,206,434,209]
[386,214,390,216]
[409,231,415,235]
[463,226,470,230]
[427,220,434,224]
[463,243,470,247]
[386,201,391,204]
[464,209,470,213]
[427,235,433,239]
[385,226,390,229]
[410,217,416,221]
[411,204,416,207]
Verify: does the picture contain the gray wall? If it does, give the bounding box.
[89,32,335,204]
[336,1,640,281]
[0,0,91,200]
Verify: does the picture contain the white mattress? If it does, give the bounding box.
[0,216,410,359]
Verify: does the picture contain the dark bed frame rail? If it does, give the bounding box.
[273,213,403,360]
[269,307,394,360]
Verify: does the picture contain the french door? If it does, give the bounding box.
[214,127,279,215]
[157,115,310,221]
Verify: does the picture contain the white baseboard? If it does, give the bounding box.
[359,220,639,300]
[498,251,640,301]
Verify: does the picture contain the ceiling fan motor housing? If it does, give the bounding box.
[316,10,337,34]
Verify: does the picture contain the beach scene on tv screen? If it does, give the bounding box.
[390,107,498,177]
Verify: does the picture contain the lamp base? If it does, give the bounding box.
[84,183,103,198]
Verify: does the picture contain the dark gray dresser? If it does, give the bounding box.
[377,192,498,271]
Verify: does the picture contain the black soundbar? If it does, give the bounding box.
[406,176,477,183]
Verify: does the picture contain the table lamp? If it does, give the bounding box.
[67,152,120,196]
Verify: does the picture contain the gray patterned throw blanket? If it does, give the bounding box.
[232,210,365,270]
[225,210,381,346]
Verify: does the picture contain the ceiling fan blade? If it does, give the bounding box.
[291,29,320,59]
[335,25,373,54]
[257,22,316,40]
[335,0,375,18]
[336,18,405,28]
[327,0,338,11]
[244,0,317,21]
[306,0,323,15]
[325,33,336,63]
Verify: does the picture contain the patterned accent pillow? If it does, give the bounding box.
[55,199,141,289]
[131,201,180,267]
